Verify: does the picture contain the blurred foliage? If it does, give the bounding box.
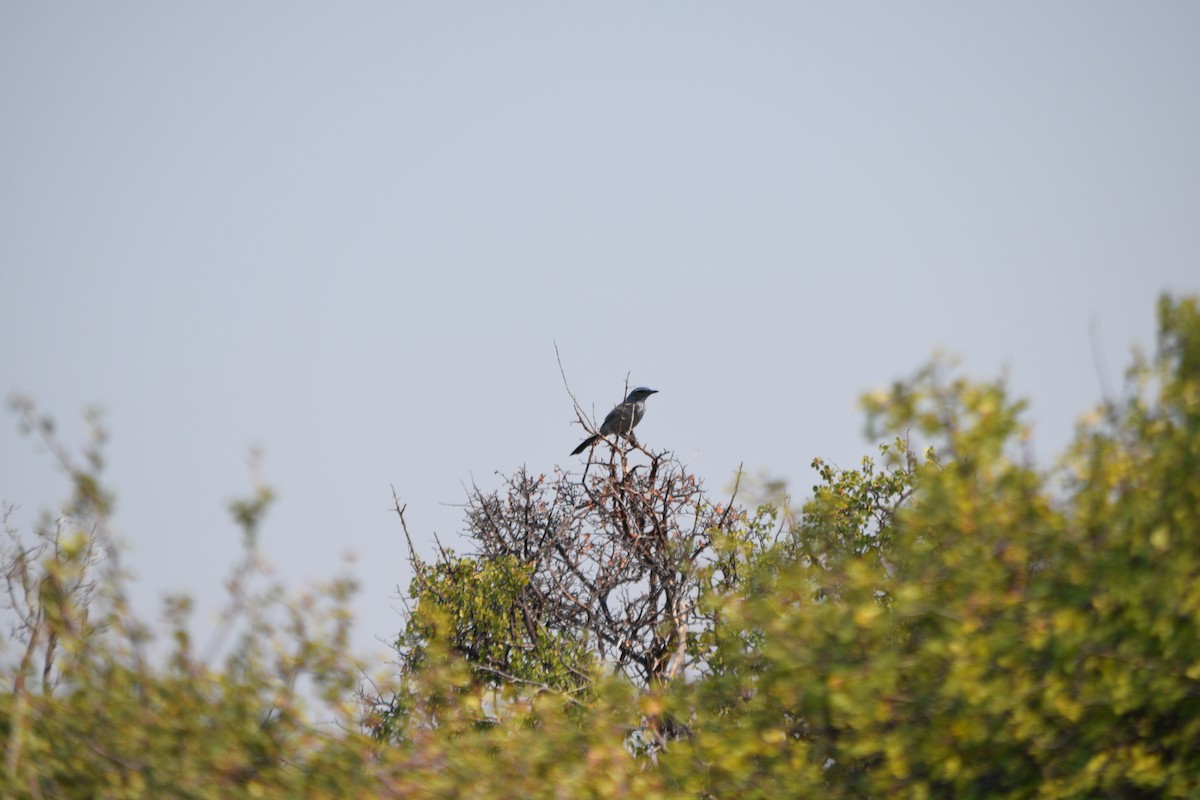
[660,294,1200,798]
[2,294,1199,798]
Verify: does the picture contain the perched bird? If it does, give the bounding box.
[571,387,659,456]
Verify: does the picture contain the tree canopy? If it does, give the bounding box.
[3,294,1199,798]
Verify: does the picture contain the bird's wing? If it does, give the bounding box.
[599,404,625,435]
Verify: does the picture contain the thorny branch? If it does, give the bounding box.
[400,442,741,691]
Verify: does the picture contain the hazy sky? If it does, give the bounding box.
[3,3,1197,663]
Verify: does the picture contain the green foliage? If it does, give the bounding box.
[660,295,1200,798]
[802,439,923,594]
[396,552,598,697]
[0,409,374,799]
[4,294,1199,798]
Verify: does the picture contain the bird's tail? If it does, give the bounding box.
[570,435,600,456]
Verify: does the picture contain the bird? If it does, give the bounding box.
[571,387,659,456]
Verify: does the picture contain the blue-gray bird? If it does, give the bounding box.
[571,387,659,455]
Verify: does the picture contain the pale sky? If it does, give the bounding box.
[2,3,1197,663]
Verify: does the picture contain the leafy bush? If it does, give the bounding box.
[663,295,1200,798]
[3,295,1198,798]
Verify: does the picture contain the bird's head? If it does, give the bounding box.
[626,387,659,402]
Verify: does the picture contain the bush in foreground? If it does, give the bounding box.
[2,295,1198,798]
